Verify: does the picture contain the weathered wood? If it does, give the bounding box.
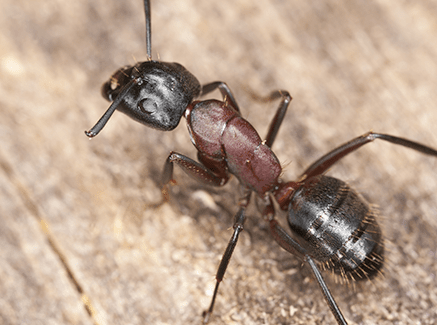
[1,0,436,324]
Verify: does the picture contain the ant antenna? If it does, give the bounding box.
[144,0,152,60]
[84,79,138,137]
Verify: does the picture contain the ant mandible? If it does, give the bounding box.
[85,0,437,324]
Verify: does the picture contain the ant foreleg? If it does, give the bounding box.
[161,151,230,196]
[202,190,252,324]
[302,131,437,179]
[261,195,348,325]
[200,82,240,113]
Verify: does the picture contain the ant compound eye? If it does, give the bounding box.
[138,98,158,115]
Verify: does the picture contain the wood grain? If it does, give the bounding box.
[1,0,437,324]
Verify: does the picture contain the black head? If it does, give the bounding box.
[85,0,200,137]
[100,61,200,132]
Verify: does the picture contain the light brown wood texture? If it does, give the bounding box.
[1,0,437,324]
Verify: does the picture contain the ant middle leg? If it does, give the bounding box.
[248,90,292,148]
[202,189,252,324]
[162,153,253,323]
[263,90,292,147]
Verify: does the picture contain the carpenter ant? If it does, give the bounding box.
[85,0,437,324]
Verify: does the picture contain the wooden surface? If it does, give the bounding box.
[1,0,437,324]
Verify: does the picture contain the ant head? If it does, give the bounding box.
[85,0,201,137]
[87,60,201,136]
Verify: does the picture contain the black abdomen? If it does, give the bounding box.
[288,176,384,281]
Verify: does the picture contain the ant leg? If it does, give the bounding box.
[263,91,292,148]
[200,82,241,113]
[162,151,229,187]
[303,131,437,179]
[248,90,292,147]
[161,151,230,201]
[306,256,348,325]
[261,195,348,325]
[203,190,252,324]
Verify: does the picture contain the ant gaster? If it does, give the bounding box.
[85,1,437,324]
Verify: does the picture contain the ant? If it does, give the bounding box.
[85,0,437,324]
